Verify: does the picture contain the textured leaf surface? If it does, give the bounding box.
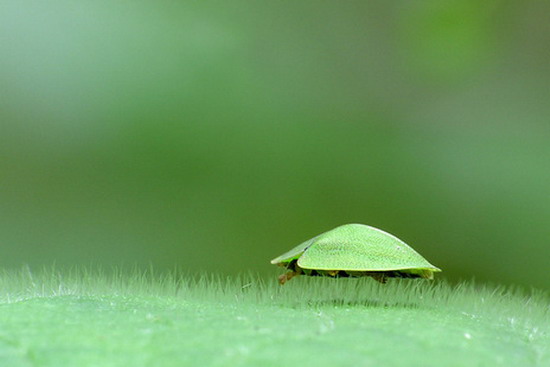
[0,268,547,367]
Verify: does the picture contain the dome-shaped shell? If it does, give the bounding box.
[271,223,441,273]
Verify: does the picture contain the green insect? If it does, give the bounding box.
[271,223,441,284]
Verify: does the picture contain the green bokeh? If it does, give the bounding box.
[1,1,549,290]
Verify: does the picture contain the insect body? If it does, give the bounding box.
[270,223,441,284]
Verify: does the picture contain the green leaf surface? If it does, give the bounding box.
[0,268,548,367]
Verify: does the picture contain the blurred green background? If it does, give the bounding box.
[1,1,549,290]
